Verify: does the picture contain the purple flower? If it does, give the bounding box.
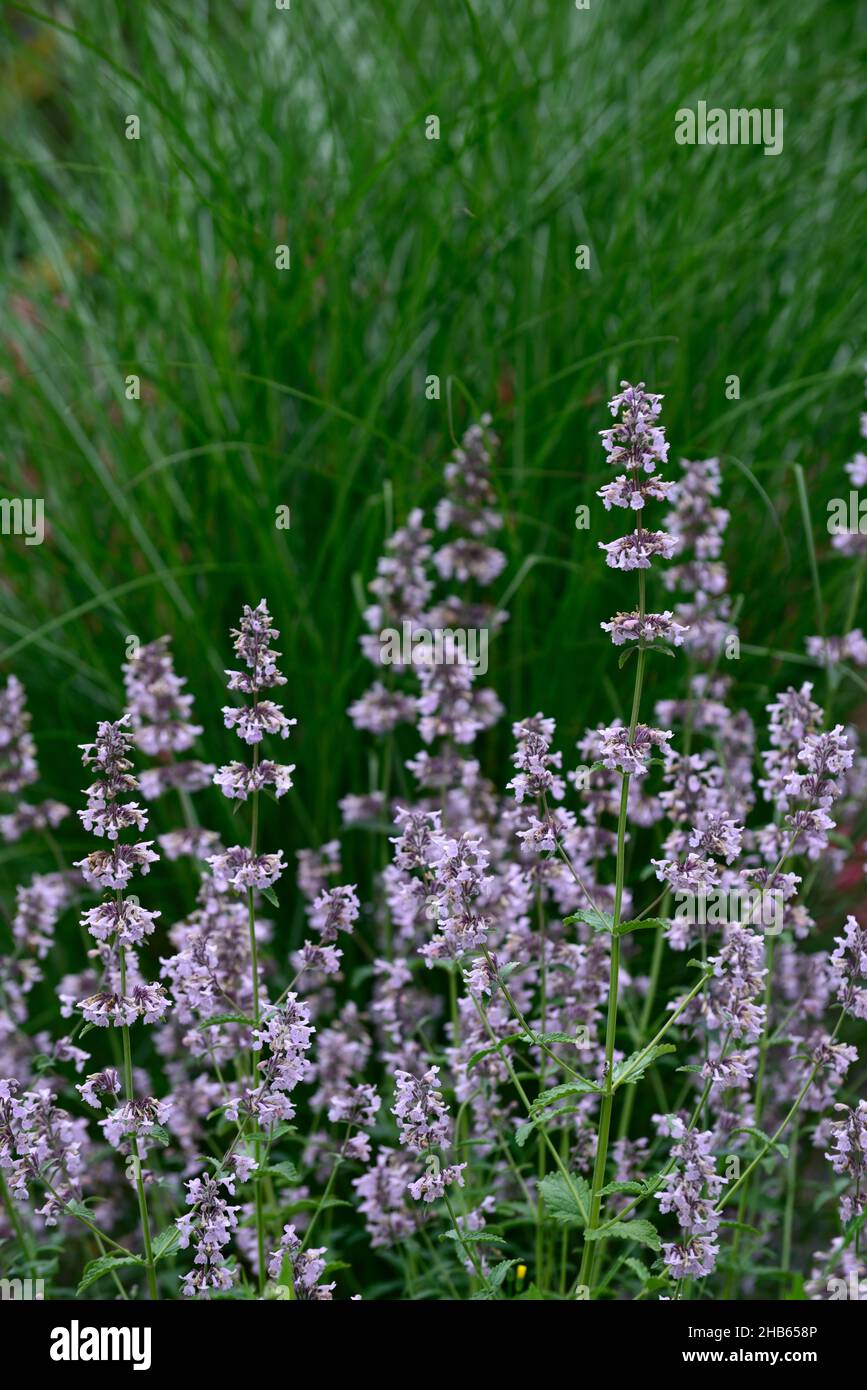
[657,1119,726,1281]
[824,1102,867,1224]
[599,723,673,777]
[12,872,77,958]
[601,611,689,647]
[207,846,286,893]
[831,915,867,1019]
[352,1149,422,1247]
[76,1068,121,1109]
[227,996,314,1132]
[408,1162,467,1203]
[267,1224,335,1299]
[392,1066,451,1152]
[0,676,38,793]
[599,530,677,571]
[308,884,360,941]
[100,1096,172,1153]
[507,719,566,803]
[123,636,204,756]
[215,604,296,819]
[176,1173,241,1297]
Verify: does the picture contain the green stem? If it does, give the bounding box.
[119,943,158,1300]
[248,767,267,1295]
[578,591,647,1293]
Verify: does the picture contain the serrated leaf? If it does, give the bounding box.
[77,1253,143,1295]
[598,1180,646,1197]
[730,1125,788,1159]
[615,916,669,938]
[283,1197,352,1214]
[625,1256,651,1283]
[584,1218,660,1251]
[442,1229,506,1245]
[612,1044,676,1089]
[66,1198,98,1220]
[466,1034,522,1070]
[152,1226,181,1261]
[260,1161,301,1185]
[485,1258,518,1289]
[564,908,614,935]
[532,1030,586,1047]
[538,1172,590,1227]
[531,1077,602,1112]
[515,1108,578,1147]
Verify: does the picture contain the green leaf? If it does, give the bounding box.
[538,1172,591,1227]
[532,1030,586,1047]
[625,1257,651,1284]
[283,1197,352,1214]
[261,885,280,908]
[152,1226,181,1261]
[730,1125,789,1159]
[642,643,676,659]
[77,1253,143,1295]
[563,908,614,935]
[466,1034,523,1070]
[618,646,637,669]
[615,916,669,938]
[66,1198,98,1221]
[612,1044,676,1089]
[515,1108,578,1148]
[598,1180,647,1197]
[531,1077,602,1112]
[584,1218,660,1251]
[442,1229,506,1245]
[260,1161,301,1185]
[485,1258,518,1290]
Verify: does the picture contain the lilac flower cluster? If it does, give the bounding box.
[74,719,168,1027]
[393,1066,466,1201]
[210,600,295,890]
[657,1119,726,1279]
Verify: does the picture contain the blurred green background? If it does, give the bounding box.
[0,0,865,913]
